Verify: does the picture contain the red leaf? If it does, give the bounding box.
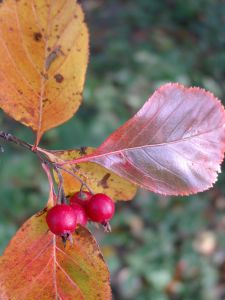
[69,83,225,196]
[0,213,111,299]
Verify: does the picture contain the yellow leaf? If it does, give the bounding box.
[43,147,137,201]
[0,0,89,145]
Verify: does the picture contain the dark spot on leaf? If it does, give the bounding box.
[98,173,111,189]
[79,147,87,155]
[45,46,63,70]
[54,73,64,83]
[98,253,105,262]
[43,98,49,106]
[33,32,42,42]
[35,207,48,217]
[47,47,51,52]
[41,72,48,80]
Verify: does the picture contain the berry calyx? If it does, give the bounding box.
[70,203,88,226]
[46,204,77,235]
[70,191,92,208]
[86,193,115,223]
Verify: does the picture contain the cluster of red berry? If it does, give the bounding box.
[46,192,115,236]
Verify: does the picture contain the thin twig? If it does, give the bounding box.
[0,130,94,201]
[0,131,33,151]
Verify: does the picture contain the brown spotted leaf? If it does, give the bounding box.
[42,148,137,201]
[0,212,111,300]
[0,0,89,145]
[67,83,225,196]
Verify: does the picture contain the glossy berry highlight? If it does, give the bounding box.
[46,204,77,235]
[86,193,115,223]
[70,191,92,208]
[70,203,88,226]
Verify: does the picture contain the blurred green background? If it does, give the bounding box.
[1,0,225,299]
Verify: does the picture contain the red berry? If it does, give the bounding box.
[70,203,88,226]
[86,193,115,223]
[70,191,92,208]
[46,204,77,235]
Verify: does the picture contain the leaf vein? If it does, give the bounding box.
[14,1,40,75]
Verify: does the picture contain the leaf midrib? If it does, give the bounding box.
[76,125,225,163]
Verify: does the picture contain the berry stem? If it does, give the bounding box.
[53,166,66,204]
[41,162,56,206]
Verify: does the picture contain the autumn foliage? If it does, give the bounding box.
[0,1,224,299]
